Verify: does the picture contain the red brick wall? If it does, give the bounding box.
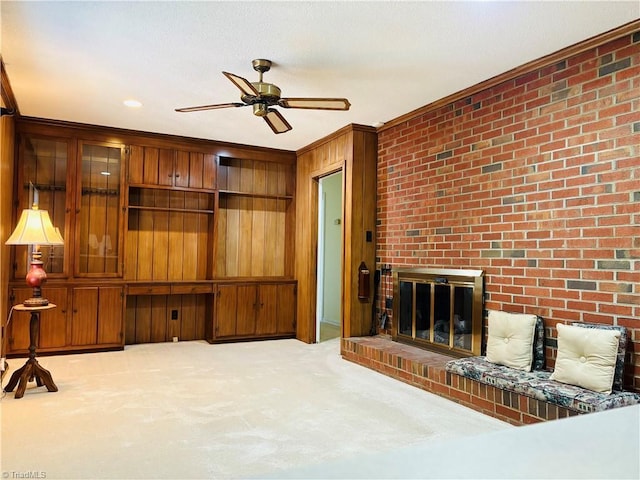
[376,30,640,391]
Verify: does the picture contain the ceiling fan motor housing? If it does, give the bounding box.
[242,82,282,114]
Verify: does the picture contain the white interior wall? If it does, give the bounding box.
[321,172,342,325]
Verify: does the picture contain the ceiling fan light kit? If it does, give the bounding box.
[176,59,350,134]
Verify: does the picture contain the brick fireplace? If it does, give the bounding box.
[393,268,484,356]
[375,25,640,392]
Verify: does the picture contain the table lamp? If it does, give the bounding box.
[5,203,64,306]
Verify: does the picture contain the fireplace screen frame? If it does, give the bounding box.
[392,268,484,356]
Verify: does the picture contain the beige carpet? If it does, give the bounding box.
[1,338,510,479]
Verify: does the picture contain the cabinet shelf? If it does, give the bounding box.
[127,205,214,214]
[218,189,293,200]
[128,183,214,193]
[128,186,214,213]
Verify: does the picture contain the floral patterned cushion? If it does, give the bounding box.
[532,315,545,371]
[445,356,640,413]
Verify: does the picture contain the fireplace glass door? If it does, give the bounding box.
[393,269,484,356]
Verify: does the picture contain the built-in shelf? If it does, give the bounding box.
[128,205,214,214]
[218,190,293,200]
[128,183,215,193]
[128,185,214,213]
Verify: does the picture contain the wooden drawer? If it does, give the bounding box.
[127,285,172,296]
[171,284,213,295]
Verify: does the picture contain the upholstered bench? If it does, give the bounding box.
[445,313,640,416]
[446,356,640,413]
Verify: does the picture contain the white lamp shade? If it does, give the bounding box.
[5,207,65,246]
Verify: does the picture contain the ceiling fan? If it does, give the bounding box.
[175,59,351,134]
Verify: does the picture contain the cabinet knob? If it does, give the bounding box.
[175,173,180,178]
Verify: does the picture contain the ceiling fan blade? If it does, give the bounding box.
[278,98,351,110]
[263,109,292,134]
[175,102,246,113]
[223,71,260,97]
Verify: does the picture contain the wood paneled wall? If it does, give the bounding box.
[1,58,16,354]
[215,157,295,278]
[216,196,290,277]
[125,294,207,344]
[295,124,377,343]
[125,190,212,281]
[1,114,15,348]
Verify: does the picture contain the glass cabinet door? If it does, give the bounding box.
[15,136,71,278]
[75,142,124,276]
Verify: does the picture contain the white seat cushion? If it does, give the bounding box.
[550,323,620,394]
[485,310,538,372]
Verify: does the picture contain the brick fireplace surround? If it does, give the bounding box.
[374,23,640,393]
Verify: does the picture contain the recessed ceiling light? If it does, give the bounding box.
[123,99,142,108]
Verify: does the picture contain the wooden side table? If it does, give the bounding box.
[5,303,59,399]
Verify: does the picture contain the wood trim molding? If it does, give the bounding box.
[16,116,297,161]
[1,57,19,114]
[297,123,376,156]
[379,19,640,132]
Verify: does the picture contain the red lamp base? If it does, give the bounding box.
[23,254,49,306]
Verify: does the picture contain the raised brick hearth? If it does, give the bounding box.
[341,336,580,425]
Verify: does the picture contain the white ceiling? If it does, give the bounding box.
[2,2,638,151]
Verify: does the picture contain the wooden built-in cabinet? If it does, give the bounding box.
[7,285,124,355]
[211,282,296,341]
[13,136,125,279]
[76,142,125,278]
[8,287,68,352]
[128,146,216,190]
[70,286,124,346]
[6,118,298,356]
[7,133,126,355]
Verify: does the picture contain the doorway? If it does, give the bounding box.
[316,171,343,343]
